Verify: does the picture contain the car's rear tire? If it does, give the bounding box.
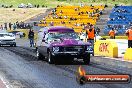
[83,53,90,65]
[36,50,44,60]
[48,51,55,64]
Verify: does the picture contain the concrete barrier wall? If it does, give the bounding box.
[124,48,132,61]
[94,40,118,58]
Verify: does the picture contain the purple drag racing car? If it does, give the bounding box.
[36,26,93,64]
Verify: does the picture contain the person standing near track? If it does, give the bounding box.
[125,26,132,48]
[109,28,116,39]
[86,25,96,45]
[28,29,34,47]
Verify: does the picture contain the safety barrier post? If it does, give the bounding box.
[124,48,132,61]
[94,40,118,58]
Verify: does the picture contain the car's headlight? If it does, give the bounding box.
[86,46,93,51]
[53,47,59,52]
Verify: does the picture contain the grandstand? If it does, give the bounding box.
[104,6,132,35]
[38,5,105,33]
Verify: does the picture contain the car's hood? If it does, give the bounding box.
[51,38,91,46]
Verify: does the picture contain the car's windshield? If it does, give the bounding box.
[48,32,80,41]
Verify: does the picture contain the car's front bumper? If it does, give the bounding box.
[51,51,93,58]
[0,41,16,45]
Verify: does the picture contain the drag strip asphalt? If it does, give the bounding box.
[0,47,131,88]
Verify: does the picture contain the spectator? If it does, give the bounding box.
[37,5,39,8]
[60,10,63,14]
[55,15,58,19]
[125,26,132,48]
[26,23,30,29]
[109,28,116,39]
[13,9,15,11]
[96,27,100,35]
[64,15,67,19]
[20,32,23,38]
[80,2,84,7]
[2,5,4,7]
[43,17,46,21]
[78,12,81,15]
[75,22,78,26]
[13,23,17,30]
[57,5,60,7]
[43,21,47,24]
[50,21,54,26]
[4,23,7,30]
[9,22,12,30]
[81,11,84,14]
[28,29,34,47]
[9,5,13,8]
[105,4,108,7]
[16,21,19,29]
[61,21,65,24]
[42,5,45,8]
[129,22,132,26]
[75,8,78,11]
[122,9,127,13]
[59,16,62,19]
[110,18,115,21]
[52,9,56,15]
[118,25,122,29]
[0,25,4,30]
[70,17,74,20]
[99,10,103,15]
[86,26,96,44]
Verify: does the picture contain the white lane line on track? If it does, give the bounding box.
[0,75,13,88]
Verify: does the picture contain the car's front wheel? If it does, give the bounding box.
[13,44,16,47]
[48,51,55,64]
[83,53,90,65]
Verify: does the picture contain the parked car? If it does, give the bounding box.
[18,3,26,8]
[0,31,16,47]
[36,26,93,64]
[18,3,33,8]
